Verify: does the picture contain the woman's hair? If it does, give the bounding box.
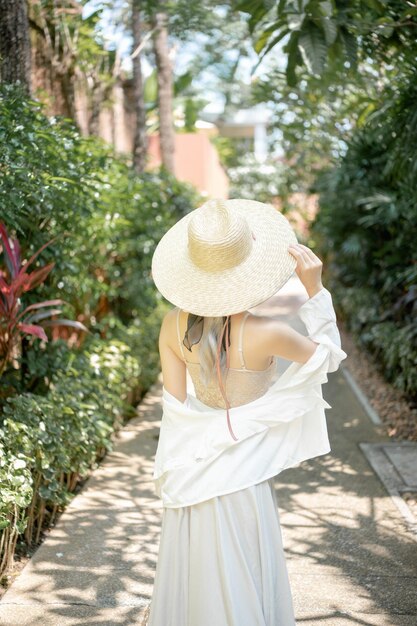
[198,316,229,386]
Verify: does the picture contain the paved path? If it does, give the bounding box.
[1,278,416,625]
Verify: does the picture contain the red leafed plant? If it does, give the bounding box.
[0,222,89,378]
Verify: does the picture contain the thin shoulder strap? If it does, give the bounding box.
[176,308,187,362]
[237,311,251,369]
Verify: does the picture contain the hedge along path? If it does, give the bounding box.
[0,379,163,625]
[0,337,141,581]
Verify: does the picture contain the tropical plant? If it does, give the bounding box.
[234,0,417,86]
[312,76,417,397]
[0,223,88,379]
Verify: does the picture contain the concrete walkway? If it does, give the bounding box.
[1,278,416,625]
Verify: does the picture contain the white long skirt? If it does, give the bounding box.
[147,477,296,626]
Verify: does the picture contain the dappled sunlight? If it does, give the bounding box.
[0,384,165,625]
[271,370,416,624]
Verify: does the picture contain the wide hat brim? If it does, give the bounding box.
[151,198,298,316]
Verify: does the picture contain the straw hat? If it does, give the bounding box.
[151,198,298,316]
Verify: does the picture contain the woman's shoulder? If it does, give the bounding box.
[242,312,295,352]
[162,307,292,336]
[245,312,317,362]
[163,305,179,319]
[245,311,292,336]
[159,306,180,339]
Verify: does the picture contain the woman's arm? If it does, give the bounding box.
[261,319,320,364]
[158,310,187,403]
[259,243,325,364]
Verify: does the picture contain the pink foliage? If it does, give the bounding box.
[0,223,88,376]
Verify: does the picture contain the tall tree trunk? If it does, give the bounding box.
[0,0,31,93]
[152,10,175,173]
[132,0,147,173]
[28,2,80,122]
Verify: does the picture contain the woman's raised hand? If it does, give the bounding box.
[288,243,324,298]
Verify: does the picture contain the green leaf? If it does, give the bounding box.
[278,0,286,17]
[47,176,77,184]
[235,0,271,34]
[400,7,417,18]
[320,16,338,45]
[340,27,357,69]
[375,18,394,38]
[174,70,194,97]
[254,19,285,53]
[298,21,327,75]
[319,1,333,18]
[357,102,376,127]
[362,0,385,13]
[285,31,300,86]
[288,12,305,31]
[257,27,291,61]
[144,70,158,105]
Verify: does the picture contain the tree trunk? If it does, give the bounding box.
[152,10,175,173]
[0,0,31,93]
[132,0,148,173]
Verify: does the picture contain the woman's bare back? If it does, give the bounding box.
[170,307,318,368]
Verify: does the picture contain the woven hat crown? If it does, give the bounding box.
[187,199,252,272]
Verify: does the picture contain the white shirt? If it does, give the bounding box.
[153,287,347,508]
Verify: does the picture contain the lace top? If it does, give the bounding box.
[154,287,348,508]
[176,308,277,409]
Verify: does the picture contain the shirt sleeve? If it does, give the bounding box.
[296,286,346,371]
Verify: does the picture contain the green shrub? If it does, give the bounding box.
[0,440,33,575]
[0,335,140,568]
[97,299,171,396]
[0,82,198,394]
[312,77,417,397]
[0,81,197,320]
